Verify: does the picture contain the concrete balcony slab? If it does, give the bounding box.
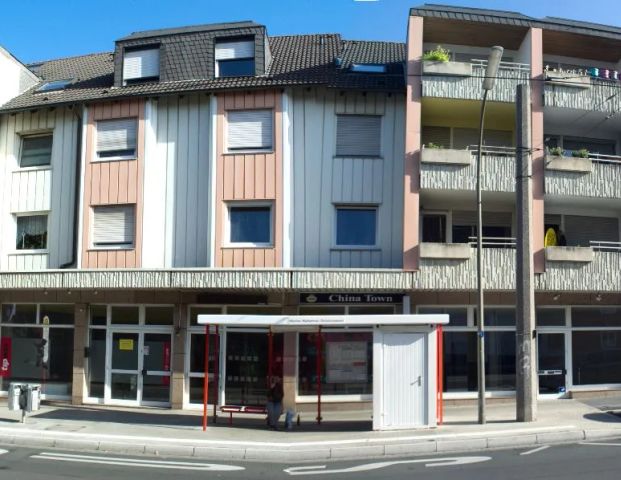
[545,246,594,263]
[421,148,471,165]
[545,155,592,173]
[420,243,471,260]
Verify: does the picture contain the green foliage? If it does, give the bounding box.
[548,146,563,156]
[425,142,443,149]
[571,148,589,158]
[423,45,451,62]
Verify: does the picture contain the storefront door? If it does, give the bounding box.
[107,330,172,406]
[537,332,567,397]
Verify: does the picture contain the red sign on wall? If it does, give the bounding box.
[0,337,12,378]
[163,341,171,386]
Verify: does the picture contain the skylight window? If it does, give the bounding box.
[350,64,387,73]
[36,79,73,93]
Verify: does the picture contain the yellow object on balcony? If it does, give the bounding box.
[544,228,557,247]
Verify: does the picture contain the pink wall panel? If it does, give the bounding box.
[215,90,282,267]
[81,99,145,269]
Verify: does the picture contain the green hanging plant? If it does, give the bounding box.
[423,45,451,62]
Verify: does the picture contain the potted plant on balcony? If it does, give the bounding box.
[424,142,444,149]
[548,146,563,157]
[422,45,472,76]
[571,148,589,158]
[545,65,592,88]
[544,146,593,173]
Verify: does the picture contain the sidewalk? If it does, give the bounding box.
[0,399,620,462]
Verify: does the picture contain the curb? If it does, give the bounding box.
[0,427,620,462]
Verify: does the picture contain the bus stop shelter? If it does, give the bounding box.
[197,313,448,431]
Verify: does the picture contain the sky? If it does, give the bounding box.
[2,0,621,64]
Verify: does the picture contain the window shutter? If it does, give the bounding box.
[93,205,135,246]
[96,119,137,154]
[227,110,273,150]
[565,215,619,247]
[336,115,381,157]
[452,128,479,149]
[123,48,160,81]
[215,40,254,60]
[452,211,511,227]
[484,129,513,147]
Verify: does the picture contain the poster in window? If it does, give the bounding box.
[0,337,11,378]
[326,341,367,384]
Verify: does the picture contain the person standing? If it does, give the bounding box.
[266,376,284,430]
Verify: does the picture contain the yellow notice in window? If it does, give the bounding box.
[119,339,134,351]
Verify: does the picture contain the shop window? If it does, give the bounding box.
[90,305,107,326]
[572,307,621,327]
[299,306,346,315]
[1,304,37,324]
[335,206,377,247]
[20,134,53,167]
[16,215,48,250]
[572,331,621,385]
[189,306,223,326]
[145,306,173,326]
[536,308,566,327]
[88,329,106,398]
[110,306,139,325]
[483,308,515,327]
[298,331,373,396]
[348,306,395,315]
[40,304,74,325]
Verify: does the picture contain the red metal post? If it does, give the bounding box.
[436,325,444,425]
[268,327,274,386]
[214,325,219,421]
[202,324,210,431]
[316,327,322,425]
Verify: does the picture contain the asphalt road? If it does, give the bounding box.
[1,439,621,479]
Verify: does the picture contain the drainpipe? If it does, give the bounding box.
[60,105,83,269]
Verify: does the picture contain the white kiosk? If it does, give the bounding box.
[197,313,448,431]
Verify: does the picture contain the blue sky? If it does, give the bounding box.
[3,0,621,63]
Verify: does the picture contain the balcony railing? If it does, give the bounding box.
[471,59,530,75]
[590,240,621,252]
[468,236,516,248]
[544,74,621,112]
[466,145,516,156]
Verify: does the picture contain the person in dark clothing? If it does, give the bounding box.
[266,376,284,429]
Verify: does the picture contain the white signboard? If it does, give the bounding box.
[326,341,368,384]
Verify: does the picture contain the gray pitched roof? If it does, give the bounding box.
[0,33,405,112]
[118,21,262,41]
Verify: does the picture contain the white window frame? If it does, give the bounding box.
[215,39,255,78]
[225,109,273,153]
[122,46,160,84]
[18,132,54,170]
[90,204,136,250]
[94,118,138,162]
[14,212,49,253]
[224,201,274,248]
[333,205,379,250]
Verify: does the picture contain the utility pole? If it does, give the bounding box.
[515,83,537,422]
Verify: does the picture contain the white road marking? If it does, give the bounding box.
[520,445,550,456]
[30,452,245,472]
[581,442,621,447]
[284,456,491,475]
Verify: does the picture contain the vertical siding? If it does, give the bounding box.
[0,108,77,271]
[142,95,211,268]
[291,89,405,268]
[81,99,144,268]
[214,90,283,267]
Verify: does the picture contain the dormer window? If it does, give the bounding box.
[122,46,160,84]
[36,79,73,92]
[350,64,387,73]
[215,38,255,78]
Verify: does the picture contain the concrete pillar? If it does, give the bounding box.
[71,303,88,405]
[282,303,298,410]
[170,304,188,409]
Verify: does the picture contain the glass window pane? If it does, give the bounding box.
[226,306,281,315]
[112,332,139,370]
[143,333,172,372]
[486,331,516,391]
[443,332,477,392]
[90,305,107,326]
[145,306,173,325]
[418,307,467,327]
[2,304,37,324]
[348,306,395,314]
[475,308,515,327]
[16,215,47,250]
[336,208,376,246]
[110,306,139,325]
[229,206,271,244]
[298,332,373,396]
[536,308,565,327]
[142,375,170,403]
[111,373,138,401]
[422,214,447,243]
[190,307,223,326]
[189,376,218,405]
[572,331,621,385]
[190,333,219,373]
[572,307,621,327]
[20,135,52,167]
[40,304,74,325]
[88,329,106,398]
[217,58,255,77]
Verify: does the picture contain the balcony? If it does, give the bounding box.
[415,238,516,291]
[545,153,621,199]
[544,73,621,113]
[421,146,515,192]
[422,60,530,103]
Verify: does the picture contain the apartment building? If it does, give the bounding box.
[407,5,621,400]
[0,22,406,410]
[0,5,621,414]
